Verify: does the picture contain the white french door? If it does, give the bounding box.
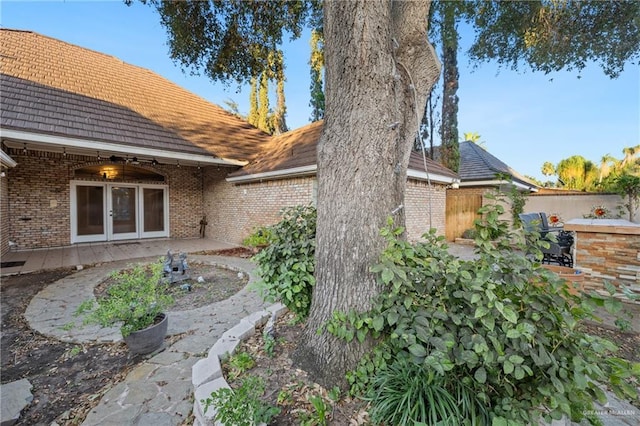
[71,181,168,243]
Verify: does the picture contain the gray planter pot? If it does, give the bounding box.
[123,313,168,355]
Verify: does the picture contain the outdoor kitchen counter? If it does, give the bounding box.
[564,218,640,297]
[564,218,640,235]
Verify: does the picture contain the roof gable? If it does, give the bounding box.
[0,29,270,162]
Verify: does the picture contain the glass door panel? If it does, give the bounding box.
[143,188,165,233]
[75,185,105,239]
[110,186,137,239]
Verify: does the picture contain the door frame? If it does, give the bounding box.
[70,181,169,243]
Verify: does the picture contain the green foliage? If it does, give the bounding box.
[468,1,640,78]
[227,351,255,381]
[277,389,292,405]
[327,386,341,402]
[611,173,640,222]
[555,155,599,191]
[309,28,325,122]
[300,395,329,426]
[68,345,82,358]
[337,201,639,424]
[508,187,528,228]
[253,205,316,320]
[263,330,276,358]
[75,261,173,337]
[201,375,280,426]
[461,228,477,239]
[150,0,319,85]
[60,322,75,331]
[242,226,273,247]
[365,358,489,425]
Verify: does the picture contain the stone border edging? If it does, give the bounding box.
[191,302,288,426]
[25,255,258,344]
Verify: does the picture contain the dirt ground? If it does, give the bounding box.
[227,311,640,426]
[1,267,138,425]
[225,312,369,425]
[0,247,253,426]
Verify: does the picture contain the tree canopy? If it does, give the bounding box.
[140,0,319,85]
[417,0,639,174]
[469,0,640,78]
[541,145,640,191]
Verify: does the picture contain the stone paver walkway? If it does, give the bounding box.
[25,255,269,426]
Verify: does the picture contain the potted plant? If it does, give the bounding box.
[76,260,173,355]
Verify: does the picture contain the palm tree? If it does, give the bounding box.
[598,154,618,183]
[620,145,640,170]
[462,132,481,142]
[557,156,595,190]
[541,161,556,177]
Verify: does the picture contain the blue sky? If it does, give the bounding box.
[2,0,638,182]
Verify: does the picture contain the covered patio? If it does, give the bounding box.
[0,238,239,276]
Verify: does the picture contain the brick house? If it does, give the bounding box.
[0,29,457,256]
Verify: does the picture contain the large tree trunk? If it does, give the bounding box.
[439,0,460,173]
[293,0,440,389]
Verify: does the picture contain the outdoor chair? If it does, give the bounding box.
[519,212,574,267]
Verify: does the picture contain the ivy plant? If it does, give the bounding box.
[253,204,316,320]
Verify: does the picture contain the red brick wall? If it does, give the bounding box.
[4,148,202,250]
[405,179,447,241]
[203,170,316,244]
[204,172,448,244]
[4,149,450,250]
[5,150,71,249]
[165,165,204,239]
[1,165,10,256]
[573,230,640,297]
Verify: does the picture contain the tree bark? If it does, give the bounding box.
[293,0,440,389]
[440,0,460,172]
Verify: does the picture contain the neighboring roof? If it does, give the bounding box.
[457,141,538,189]
[0,29,270,164]
[228,121,458,184]
[530,187,589,195]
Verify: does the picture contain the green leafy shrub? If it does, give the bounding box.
[461,228,476,239]
[76,261,173,337]
[242,226,274,247]
[339,200,639,424]
[253,204,316,320]
[201,375,280,426]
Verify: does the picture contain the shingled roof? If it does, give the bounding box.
[0,29,270,163]
[458,141,538,189]
[228,121,322,180]
[228,120,458,184]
